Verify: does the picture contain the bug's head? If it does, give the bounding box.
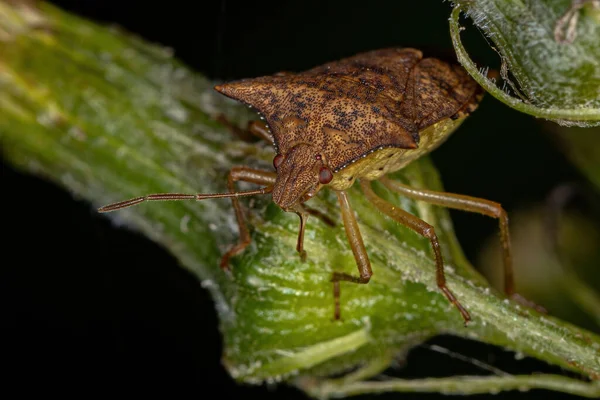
[213,79,334,210]
[271,143,333,210]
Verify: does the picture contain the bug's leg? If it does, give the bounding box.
[380,177,515,296]
[301,203,336,227]
[98,167,276,272]
[219,167,277,270]
[293,208,309,262]
[246,120,274,144]
[360,180,471,325]
[378,177,546,313]
[292,203,336,263]
[216,114,274,144]
[331,191,373,321]
[297,192,337,227]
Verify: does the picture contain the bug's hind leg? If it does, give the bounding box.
[360,180,471,325]
[380,177,514,295]
[331,191,373,321]
[379,176,546,314]
[220,167,277,270]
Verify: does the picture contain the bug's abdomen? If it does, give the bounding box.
[329,117,466,190]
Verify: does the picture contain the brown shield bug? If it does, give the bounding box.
[99,48,518,324]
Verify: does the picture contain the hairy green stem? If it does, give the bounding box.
[306,374,600,398]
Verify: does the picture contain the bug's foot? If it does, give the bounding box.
[331,315,345,323]
[298,250,307,263]
[220,265,231,274]
[331,302,345,323]
[331,280,343,323]
[329,272,371,323]
[438,285,471,326]
[219,254,234,277]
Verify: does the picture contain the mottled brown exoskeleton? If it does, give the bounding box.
[99,48,517,324]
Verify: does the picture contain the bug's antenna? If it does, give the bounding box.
[98,186,273,213]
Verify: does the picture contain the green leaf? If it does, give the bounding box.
[449,0,600,127]
[1,1,599,397]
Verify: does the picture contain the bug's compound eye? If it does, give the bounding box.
[273,154,284,169]
[319,167,333,184]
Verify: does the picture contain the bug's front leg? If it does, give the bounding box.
[216,114,274,145]
[360,180,471,325]
[292,208,309,262]
[331,190,373,321]
[246,120,275,144]
[293,202,337,264]
[220,167,277,270]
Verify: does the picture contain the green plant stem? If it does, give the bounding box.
[307,374,600,399]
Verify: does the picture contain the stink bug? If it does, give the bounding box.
[99,48,518,324]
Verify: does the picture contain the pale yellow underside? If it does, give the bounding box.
[329,117,466,191]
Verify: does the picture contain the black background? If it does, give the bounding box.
[2,1,592,398]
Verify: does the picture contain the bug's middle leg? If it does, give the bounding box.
[360,180,471,325]
[220,167,277,270]
[331,190,373,320]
